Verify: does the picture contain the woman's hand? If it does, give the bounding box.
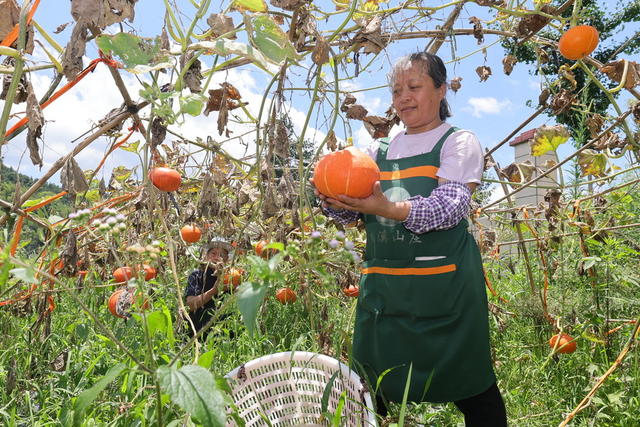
[313,180,411,221]
[309,177,352,211]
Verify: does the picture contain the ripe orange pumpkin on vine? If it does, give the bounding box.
[275,287,297,304]
[223,267,244,287]
[549,333,577,354]
[108,289,149,318]
[149,166,182,192]
[255,240,275,258]
[180,225,202,243]
[313,146,380,199]
[113,266,133,283]
[558,25,599,60]
[139,264,157,281]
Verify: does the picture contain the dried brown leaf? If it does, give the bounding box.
[270,0,305,11]
[550,89,575,115]
[326,130,337,152]
[469,17,484,45]
[61,157,89,198]
[206,13,236,40]
[353,15,388,55]
[346,104,368,120]
[61,23,88,81]
[450,76,463,92]
[363,115,394,139]
[311,34,330,65]
[340,94,356,112]
[538,88,550,106]
[150,117,166,150]
[502,55,517,76]
[25,81,43,167]
[587,113,604,139]
[180,52,202,93]
[71,0,138,28]
[0,0,19,42]
[273,119,289,158]
[54,22,71,34]
[633,102,640,122]
[475,65,492,82]
[600,60,640,89]
[516,5,554,39]
[1,57,28,103]
[197,174,220,218]
[62,231,78,275]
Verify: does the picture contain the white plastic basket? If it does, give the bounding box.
[225,351,377,426]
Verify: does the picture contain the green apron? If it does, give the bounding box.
[352,127,495,404]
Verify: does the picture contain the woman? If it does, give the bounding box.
[184,239,235,338]
[313,52,507,425]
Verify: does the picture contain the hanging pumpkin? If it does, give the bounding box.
[149,167,182,192]
[558,25,599,60]
[313,147,380,199]
[180,225,202,243]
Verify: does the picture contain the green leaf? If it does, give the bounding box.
[180,94,206,116]
[111,166,133,182]
[578,149,609,177]
[530,125,569,156]
[157,365,226,427]
[96,33,171,73]
[119,140,140,153]
[73,363,127,425]
[10,266,38,284]
[231,0,267,12]
[236,281,268,337]
[245,14,299,64]
[84,189,101,203]
[197,350,215,369]
[146,310,169,338]
[188,40,274,72]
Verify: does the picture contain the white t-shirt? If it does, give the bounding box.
[364,123,484,184]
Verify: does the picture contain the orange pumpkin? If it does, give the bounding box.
[108,289,149,318]
[113,266,133,283]
[275,287,297,304]
[77,270,88,279]
[149,167,182,192]
[313,146,380,199]
[223,268,244,287]
[558,25,599,60]
[140,264,157,281]
[180,225,202,243]
[108,289,128,318]
[342,285,360,298]
[255,240,273,258]
[549,333,577,354]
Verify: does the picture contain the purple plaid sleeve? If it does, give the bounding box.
[322,206,361,225]
[403,181,472,234]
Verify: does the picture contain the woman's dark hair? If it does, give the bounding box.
[388,51,452,121]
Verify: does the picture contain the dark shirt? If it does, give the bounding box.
[184,267,220,333]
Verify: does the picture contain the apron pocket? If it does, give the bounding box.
[360,258,461,318]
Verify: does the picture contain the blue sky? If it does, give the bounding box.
[1,0,636,197]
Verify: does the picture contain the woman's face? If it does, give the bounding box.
[391,64,446,134]
[205,247,228,263]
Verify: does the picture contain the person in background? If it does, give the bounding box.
[312,51,507,426]
[184,239,235,339]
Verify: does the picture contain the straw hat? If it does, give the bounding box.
[202,237,234,259]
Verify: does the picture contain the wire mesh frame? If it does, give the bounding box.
[225,351,378,426]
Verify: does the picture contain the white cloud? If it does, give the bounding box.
[463,97,512,118]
